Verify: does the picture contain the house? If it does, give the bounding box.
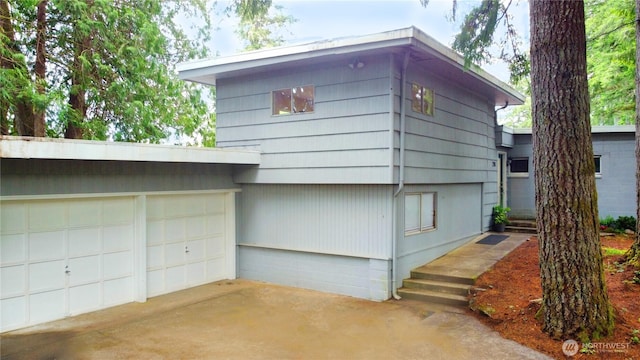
[177,26,524,300]
[496,125,636,220]
[1,26,527,332]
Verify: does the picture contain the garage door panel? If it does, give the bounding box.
[186,216,206,239]
[165,218,186,242]
[187,239,205,261]
[30,289,65,324]
[104,277,133,306]
[207,258,226,279]
[2,297,26,330]
[1,265,25,296]
[207,235,226,255]
[187,262,205,285]
[1,233,26,264]
[165,265,185,291]
[102,199,134,225]
[29,260,65,292]
[165,242,186,266]
[206,194,225,214]
[146,192,233,297]
[28,202,66,231]
[69,283,101,314]
[29,231,65,261]
[147,220,164,245]
[146,197,164,219]
[206,215,225,234]
[103,224,133,252]
[68,200,102,227]
[68,228,101,257]
[68,255,101,285]
[103,251,132,279]
[1,202,26,234]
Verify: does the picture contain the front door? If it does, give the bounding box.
[497,152,508,207]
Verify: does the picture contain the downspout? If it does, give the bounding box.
[391,51,410,300]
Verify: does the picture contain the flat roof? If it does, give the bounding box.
[178,26,525,107]
[0,136,261,164]
[511,125,635,135]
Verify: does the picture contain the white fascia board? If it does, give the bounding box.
[177,27,416,83]
[0,136,261,164]
[177,26,525,106]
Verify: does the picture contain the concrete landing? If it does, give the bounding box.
[398,232,532,307]
[420,232,531,279]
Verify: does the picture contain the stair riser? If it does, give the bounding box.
[402,282,469,296]
[409,271,475,285]
[398,290,469,307]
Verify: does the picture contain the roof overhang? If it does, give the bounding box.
[177,26,525,106]
[0,136,261,164]
[511,125,636,135]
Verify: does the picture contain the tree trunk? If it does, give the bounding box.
[64,18,92,139]
[530,0,613,339]
[629,0,640,265]
[34,0,47,137]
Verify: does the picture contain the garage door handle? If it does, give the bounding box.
[65,265,71,275]
[185,246,190,253]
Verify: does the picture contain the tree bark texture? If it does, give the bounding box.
[630,0,640,265]
[530,0,613,339]
[64,18,92,139]
[34,0,47,137]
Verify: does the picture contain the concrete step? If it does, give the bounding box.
[504,225,537,234]
[402,278,471,297]
[397,288,469,307]
[410,268,475,285]
[507,219,536,227]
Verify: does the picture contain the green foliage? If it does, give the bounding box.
[586,0,635,125]
[631,329,640,344]
[600,215,636,232]
[492,205,510,225]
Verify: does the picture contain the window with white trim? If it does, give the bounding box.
[272,85,315,115]
[508,157,529,178]
[405,192,437,234]
[594,155,601,177]
[411,83,434,116]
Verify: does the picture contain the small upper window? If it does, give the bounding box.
[508,157,529,178]
[272,85,315,115]
[594,155,601,177]
[411,83,434,116]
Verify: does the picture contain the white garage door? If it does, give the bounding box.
[146,193,233,297]
[1,197,136,332]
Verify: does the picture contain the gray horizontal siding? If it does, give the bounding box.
[1,159,237,197]
[237,184,393,259]
[215,55,394,184]
[396,184,482,284]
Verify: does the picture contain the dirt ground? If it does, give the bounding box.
[468,233,640,359]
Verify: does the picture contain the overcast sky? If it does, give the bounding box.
[207,0,530,82]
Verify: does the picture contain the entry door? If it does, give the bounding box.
[1,197,136,332]
[146,193,231,297]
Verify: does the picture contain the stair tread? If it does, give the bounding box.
[398,288,469,302]
[403,278,471,289]
[409,269,476,285]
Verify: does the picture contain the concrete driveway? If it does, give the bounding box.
[1,279,551,360]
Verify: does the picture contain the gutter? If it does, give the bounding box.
[391,51,411,300]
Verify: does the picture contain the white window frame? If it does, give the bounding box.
[507,157,529,178]
[271,85,315,116]
[404,192,437,235]
[594,155,602,178]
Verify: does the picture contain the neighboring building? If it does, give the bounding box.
[178,27,524,301]
[496,125,636,220]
